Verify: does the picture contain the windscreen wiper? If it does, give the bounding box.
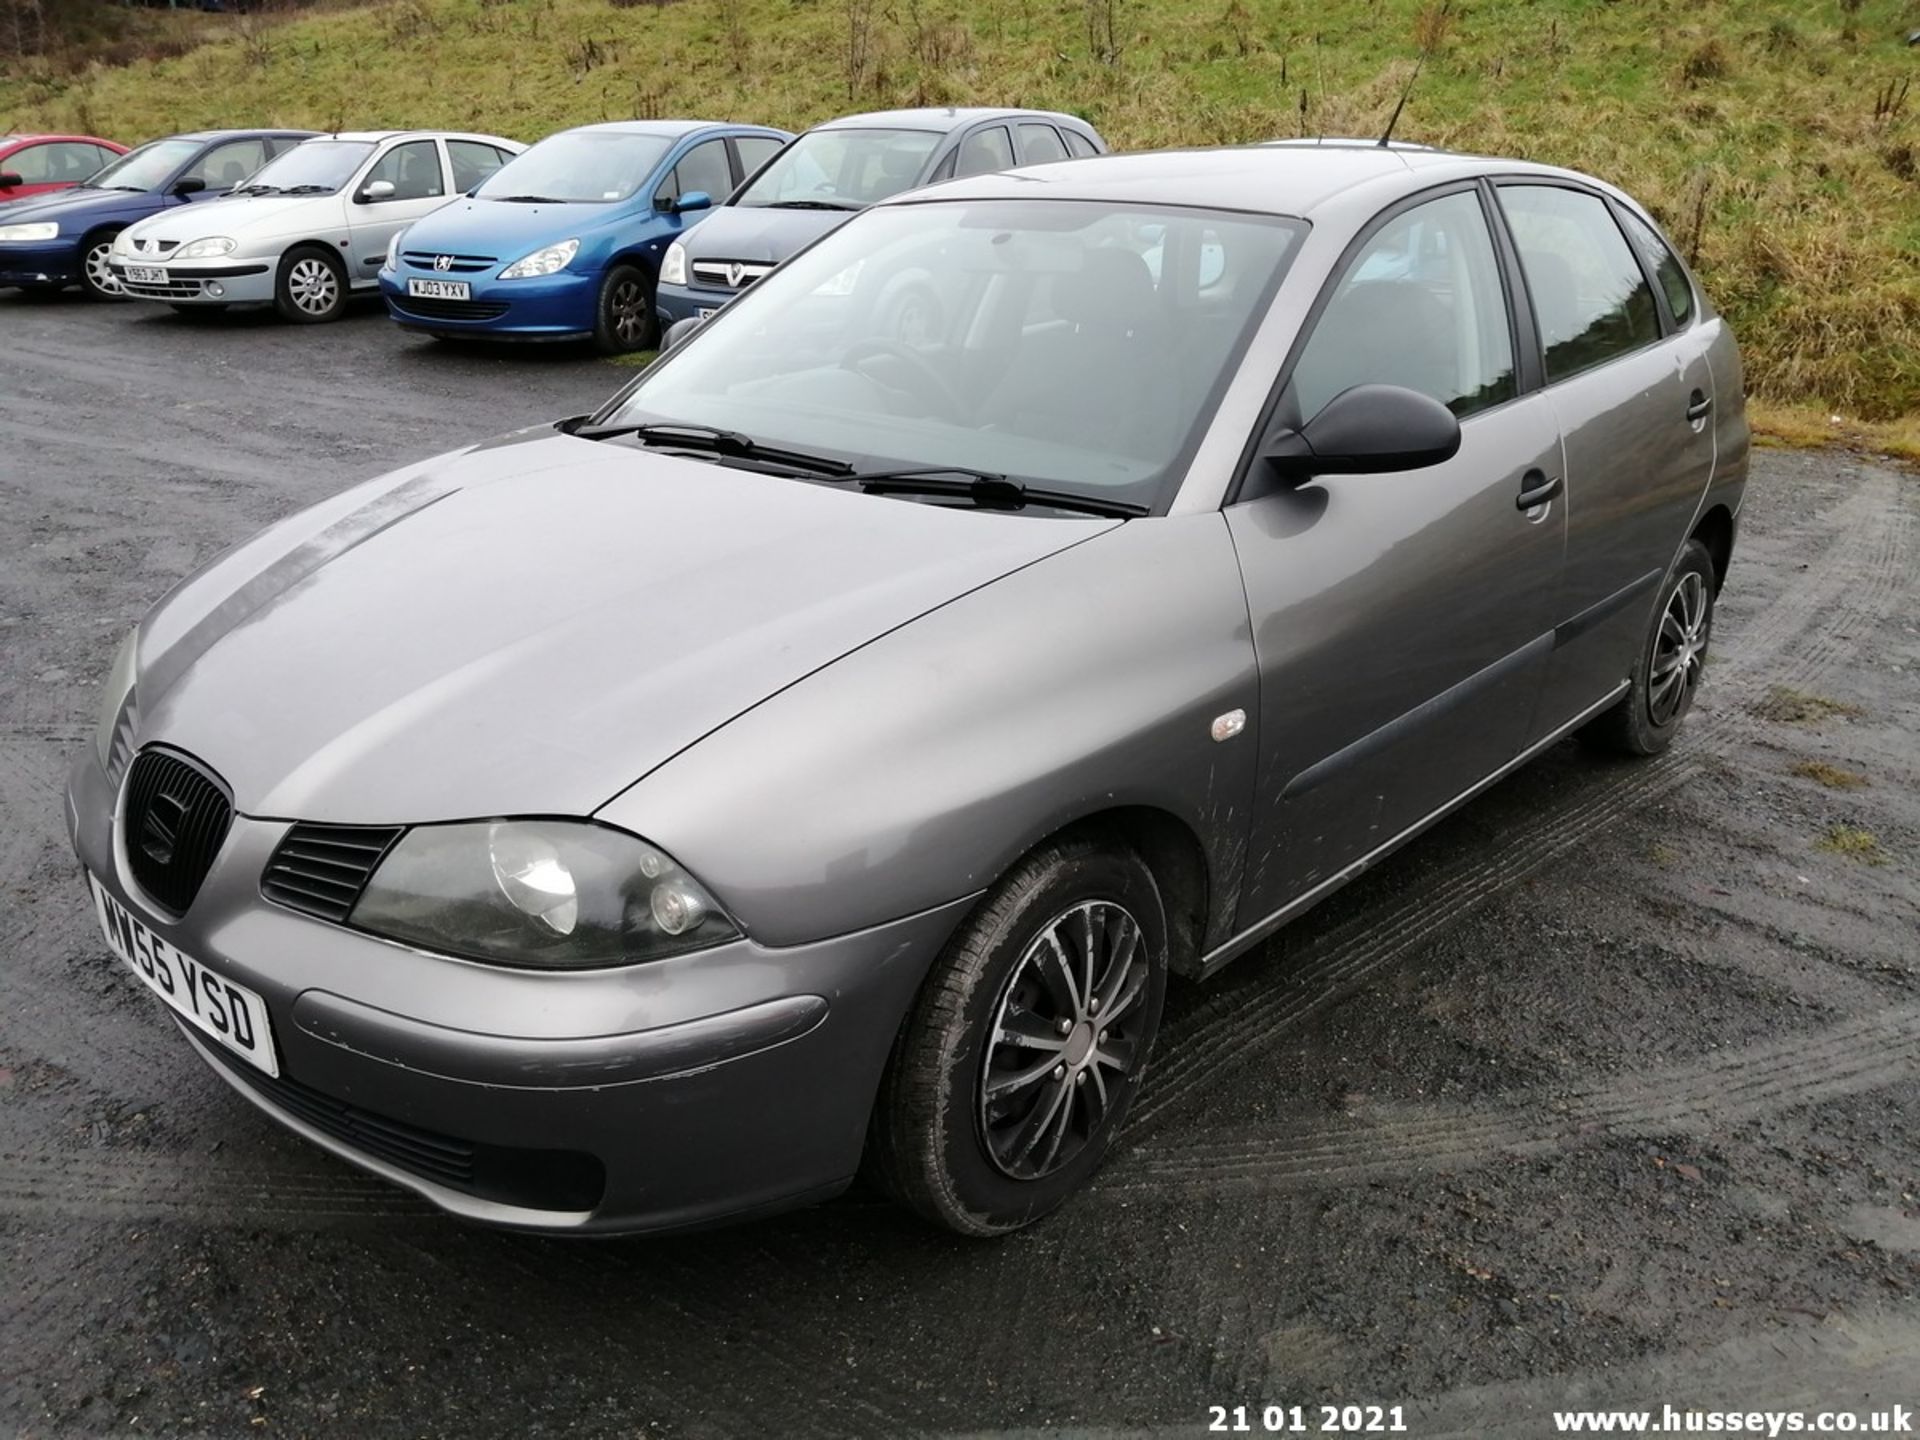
[235,183,282,195]
[762,199,858,211]
[495,194,566,204]
[281,184,334,195]
[565,420,855,476]
[853,467,1146,518]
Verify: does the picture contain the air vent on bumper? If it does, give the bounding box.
[261,822,404,923]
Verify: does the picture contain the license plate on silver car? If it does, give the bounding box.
[408,277,470,300]
[86,871,278,1076]
[125,265,167,285]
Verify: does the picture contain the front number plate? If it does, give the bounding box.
[408,277,470,300]
[125,265,168,285]
[86,871,279,1076]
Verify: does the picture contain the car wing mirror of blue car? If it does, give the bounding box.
[1261,383,1461,485]
[171,176,207,198]
[658,190,712,215]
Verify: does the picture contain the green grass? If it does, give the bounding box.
[1816,824,1887,864]
[3,0,1916,422]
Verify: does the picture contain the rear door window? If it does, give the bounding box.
[1016,123,1069,165]
[733,135,784,183]
[1498,183,1662,381]
[447,140,510,193]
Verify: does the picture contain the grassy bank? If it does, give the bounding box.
[3,0,1915,422]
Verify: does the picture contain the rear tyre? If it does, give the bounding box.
[866,830,1169,1236]
[79,232,127,300]
[1579,539,1717,757]
[592,263,656,354]
[274,244,348,324]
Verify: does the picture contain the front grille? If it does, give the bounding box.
[122,748,233,916]
[200,1037,606,1212]
[392,296,509,322]
[690,258,774,291]
[120,276,207,300]
[261,822,403,923]
[401,250,496,274]
[129,237,179,255]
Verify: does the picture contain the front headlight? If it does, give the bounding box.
[352,819,738,968]
[0,222,58,242]
[498,237,579,280]
[661,240,688,286]
[93,629,138,776]
[174,235,236,260]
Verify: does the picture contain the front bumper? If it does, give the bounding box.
[378,264,596,339]
[0,240,80,288]
[67,748,970,1234]
[111,258,274,305]
[654,279,736,327]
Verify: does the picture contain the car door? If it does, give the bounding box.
[1493,182,1717,738]
[1224,184,1567,918]
[345,139,450,284]
[1,142,89,201]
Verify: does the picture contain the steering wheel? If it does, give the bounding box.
[839,338,964,420]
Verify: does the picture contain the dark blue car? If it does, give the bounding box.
[0,129,317,299]
[377,119,791,353]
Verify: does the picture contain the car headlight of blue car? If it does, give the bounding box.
[0,222,59,243]
[498,238,580,280]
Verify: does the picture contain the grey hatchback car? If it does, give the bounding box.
[69,143,1746,1237]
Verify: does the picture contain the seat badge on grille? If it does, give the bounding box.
[141,790,186,865]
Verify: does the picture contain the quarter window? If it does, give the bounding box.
[1291,190,1516,423]
[1616,207,1694,328]
[954,126,1013,178]
[183,139,269,191]
[1063,129,1101,159]
[364,140,446,201]
[448,140,510,193]
[1017,123,1069,165]
[1499,184,1661,381]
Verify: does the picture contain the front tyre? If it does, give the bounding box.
[79,232,127,300]
[274,244,348,324]
[867,831,1168,1235]
[1579,538,1717,756]
[592,263,656,354]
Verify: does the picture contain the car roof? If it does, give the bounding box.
[301,130,517,144]
[165,129,323,143]
[901,142,1603,219]
[810,107,1093,136]
[1,133,122,145]
[553,119,787,139]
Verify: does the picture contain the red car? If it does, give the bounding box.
[0,134,129,204]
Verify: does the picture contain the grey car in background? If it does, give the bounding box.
[68,143,1746,1236]
[652,105,1106,332]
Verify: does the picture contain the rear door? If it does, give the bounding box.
[1225,185,1566,920]
[1493,182,1717,737]
[345,139,450,284]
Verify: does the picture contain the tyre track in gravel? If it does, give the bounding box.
[1124,466,1913,1144]
[1102,1004,1920,1200]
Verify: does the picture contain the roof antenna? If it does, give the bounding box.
[1379,0,1450,147]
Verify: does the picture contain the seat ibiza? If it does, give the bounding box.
[69,144,1746,1236]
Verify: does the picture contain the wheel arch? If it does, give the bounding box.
[1691,504,1735,593]
[1048,806,1211,979]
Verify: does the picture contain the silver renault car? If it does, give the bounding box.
[69,143,1746,1237]
[110,129,522,322]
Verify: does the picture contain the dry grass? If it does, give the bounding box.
[1,0,1914,427]
[1756,686,1866,724]
[1815,825,1887,865]
[1790,760,1870,790]
[1749,401,1920,467]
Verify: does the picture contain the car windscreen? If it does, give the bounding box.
[474,132,672,203]
[732,128,942,210]
[82,138,201,192]
[603,199,1308,511]
[236,140,376,195]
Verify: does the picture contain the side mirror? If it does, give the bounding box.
[171,176,207,197]
[1262,384,1461,482]
[0,172,21,189]
[672,190,712,214]
[359,179,396,203]
[661,315,706,352]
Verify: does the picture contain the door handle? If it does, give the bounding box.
[1686,389,1713,423]
[1516,469,1562,511]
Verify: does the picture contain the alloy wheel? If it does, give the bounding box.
[978,899,1151,1181]
[288,257,340,317]
[84,241,125,298]
[608,277,649,347]
[1649,569,1709,726]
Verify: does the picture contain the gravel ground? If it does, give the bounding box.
[2,291,1917,1439]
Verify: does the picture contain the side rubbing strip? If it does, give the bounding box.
[1281,630,1555,801]
[1552,568,1662,650]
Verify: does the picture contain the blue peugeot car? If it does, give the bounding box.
[377,119,791,353]
[0,129,316,299]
